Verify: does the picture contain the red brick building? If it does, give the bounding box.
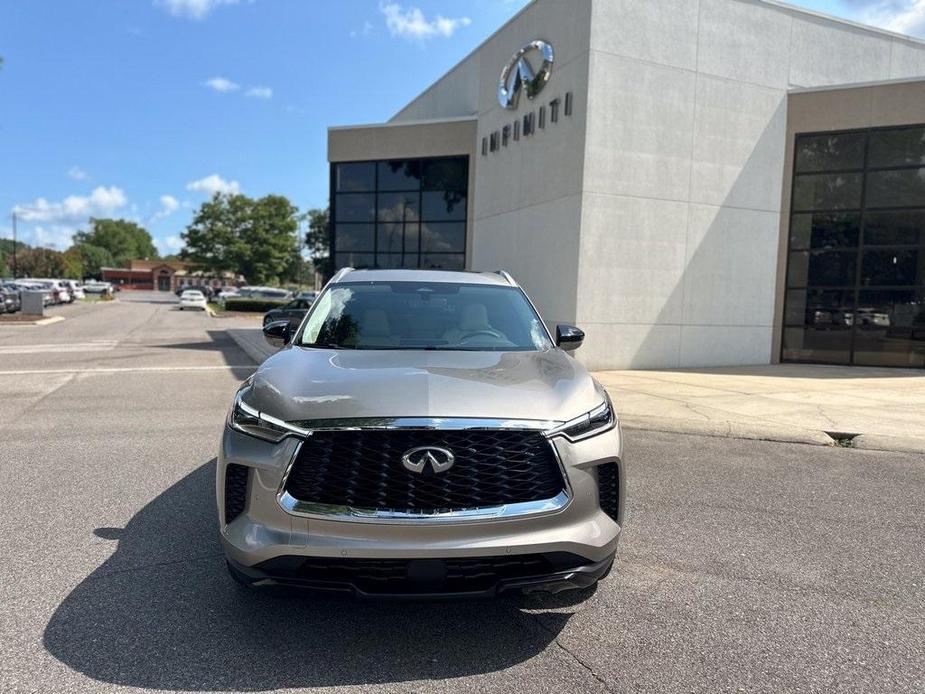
[101,260,242,292]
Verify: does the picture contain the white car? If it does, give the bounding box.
[83,281,113,294]
[179,289,208,311]
[62,280,86,300]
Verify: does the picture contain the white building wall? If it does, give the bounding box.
[576,0,925,369]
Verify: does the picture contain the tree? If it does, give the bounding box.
[181,193,299,285]
[16,247,82,278]
[72,218,157,267]
[304,207,331,280]
[70,243,114,279]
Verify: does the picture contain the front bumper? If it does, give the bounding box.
[217,422,624,592]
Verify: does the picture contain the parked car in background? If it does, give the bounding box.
[83,280,113,294]
[295,291,318,303]
[62,279,86,300]
[262,297,313,327]
[14,281,53,306]
[239,286,291,301]
[176,285,215,300]
[178,289,208,311]
[29,279,71,304]
[216,288,240,307]
[1,284,21,313]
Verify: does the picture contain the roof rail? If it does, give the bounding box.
[495,270,517,286]
[329,267,355,284]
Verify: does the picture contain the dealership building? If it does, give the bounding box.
[327,0,925,369]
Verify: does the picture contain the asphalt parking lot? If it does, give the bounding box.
[0,293,922,693]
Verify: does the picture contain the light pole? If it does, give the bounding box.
[10,211,17,279]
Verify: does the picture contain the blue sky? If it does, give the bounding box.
[1,0,922,256]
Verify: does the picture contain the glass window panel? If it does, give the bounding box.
[868,127,925,168]
[861,249,925,287]
[785,289,856,328]
[794,132,866,173]
[377,160,421,191]
[402,253,420,269]
[789,213,860,250]
[404,223,420,253]
[376,222,415,254]
[787,250,857,287]
[422,157,468,191]
[334,224,374,252]
[421,222,466,253]
[864,211,925,246]
[375,253,405,269]
[377,191,420,223]
[334,162,375,192]
[420,254,465,270]
[335,252,374,269]
[422,191,467,221]
[854,289,925,367]
[865,168,925,208]
[782,327,852,364]
[792,173,863,211]
[335,193,375,222]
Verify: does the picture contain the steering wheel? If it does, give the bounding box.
[458,329,505,341]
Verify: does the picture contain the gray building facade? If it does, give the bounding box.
[329,0,925,369]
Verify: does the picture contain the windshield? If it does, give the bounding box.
[298,281,552,351]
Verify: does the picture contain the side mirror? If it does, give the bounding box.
[263,320,292,348]
[556,324,584,351]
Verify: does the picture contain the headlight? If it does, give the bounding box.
[546,395,616,442]
[228,389,308,442]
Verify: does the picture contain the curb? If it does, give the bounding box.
[0,315,66,327]
[619,414,837,447]
[851,433,925,454]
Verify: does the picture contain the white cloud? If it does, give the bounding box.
[186,174,241,195]
[157,0,240,20]
[842,0,925,37]
[379,2,471,40]
[245,86,273,99]
[204,76,240,93]
[151,194,180,221]
[156,235,185,255]
[350,20,375,38]
[67,166,88,181]
[13,186,128,224]
[30,225,79,250]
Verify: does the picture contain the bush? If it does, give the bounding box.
[223,298,288,313]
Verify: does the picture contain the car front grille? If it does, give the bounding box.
[283,428,565,514]
[254,552,589,594]
[597,462,619,523]
[224,463,249,523]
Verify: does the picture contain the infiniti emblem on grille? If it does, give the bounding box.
[401,446,455,474]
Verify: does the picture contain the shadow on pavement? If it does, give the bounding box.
[43,460,573,691]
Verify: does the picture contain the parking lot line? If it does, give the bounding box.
[0,341,119,354]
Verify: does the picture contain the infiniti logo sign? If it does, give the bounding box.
[497,39,554,110]
[401,446,455,474]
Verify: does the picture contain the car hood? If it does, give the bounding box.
[245,347,602,424]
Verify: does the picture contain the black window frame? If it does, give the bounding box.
[782,123,925,368]
[330,155,468,272]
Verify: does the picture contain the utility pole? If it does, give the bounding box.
[10,211,17,279]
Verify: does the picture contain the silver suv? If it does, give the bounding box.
[218,268,624,598]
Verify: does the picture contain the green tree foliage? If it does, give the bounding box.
[181,193,299,285]
[304,207,331,279]
[16,247,82,278]
[71,243,114,279]
[0,238,29,278]
[72,218,157,267]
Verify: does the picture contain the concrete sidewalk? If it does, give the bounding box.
[223,327,925,452]
[596,365,925,452]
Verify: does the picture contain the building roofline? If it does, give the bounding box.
[387,0,925,123]
[760,0,925,46]
[329,115,477,132]
[788,74,925,94]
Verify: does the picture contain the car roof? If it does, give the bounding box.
[331,268,516,287]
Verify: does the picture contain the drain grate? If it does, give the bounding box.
[825,431,860,448]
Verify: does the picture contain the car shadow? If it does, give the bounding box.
[43,460,576,691]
